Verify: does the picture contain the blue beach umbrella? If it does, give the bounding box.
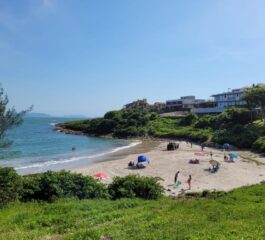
[223,143,230,149]
[230,153,238,158]
[137,155,149,163]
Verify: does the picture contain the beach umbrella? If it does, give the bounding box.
[230,153,238,158]
[195,151,205,156]
[94,173,109,179]
[137,155,149,163]
[223,143,230,149]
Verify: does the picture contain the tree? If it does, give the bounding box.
[242,86,265,121]
[0,85,32,147]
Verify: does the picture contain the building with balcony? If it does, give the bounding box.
[192,83,265,114]
[165,96,205,112]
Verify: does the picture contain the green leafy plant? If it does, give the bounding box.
[108,174,163,200]
[0,167,22,207]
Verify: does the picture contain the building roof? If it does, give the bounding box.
[211,83,265,97]
[211,88,245,97]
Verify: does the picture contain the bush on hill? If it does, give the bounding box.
[0,167,22,207]
[193,114,218,129]
[61,107,265,152]
[212,124,259,148]
[1,169,165,206]
[252,136,265,153]
[194,107,251,130]
[178,113,198,126]
[62,109,158,138]
[108,174,163,200]
[21,171,110,202]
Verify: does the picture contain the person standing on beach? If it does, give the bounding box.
[187,175,192,190]
[191,142,193,148]
[210,151,213,159]
[174,171,180,184]
[201,144,205,151]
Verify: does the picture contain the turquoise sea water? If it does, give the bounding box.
[0,117,138,174]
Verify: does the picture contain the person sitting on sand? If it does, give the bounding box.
[187,175,192,190]
[128,161,134,167]
[229,154,234,162]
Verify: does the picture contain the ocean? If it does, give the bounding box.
[0,117,140,174]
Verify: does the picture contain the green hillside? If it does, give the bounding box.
[1,184,265,240]
[59,107,265,153]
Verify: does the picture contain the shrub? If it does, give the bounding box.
[194,115,218,129]
[216,107,251,127]
[179,113,198,126]
[252,136,265,153]
[21,171,109,202]
[108,175,163,200]
[212,124,259,148]
[0,167,22,207]
[20,174,41,202]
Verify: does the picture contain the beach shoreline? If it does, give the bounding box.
[73,141,265,196]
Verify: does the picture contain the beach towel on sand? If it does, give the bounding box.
[175,181,182,187]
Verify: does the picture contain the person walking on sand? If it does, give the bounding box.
[174,171,180,184]
[210,151,213,159]
[187,175,192,190]
[174,171,181,188]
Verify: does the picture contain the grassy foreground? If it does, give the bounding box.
[1,184,265,240]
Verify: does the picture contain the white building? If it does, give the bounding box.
[192,83,265,114]
[212,88,246,109]
[166,96,205,111]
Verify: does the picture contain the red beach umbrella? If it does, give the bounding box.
[94,173,110,179]
[194,152,205,156]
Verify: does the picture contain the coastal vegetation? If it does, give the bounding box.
[243,85,265,121]
[0,168,163,207]
[1,183,265,239]
[0,85,32,148]
[60,106,265,153]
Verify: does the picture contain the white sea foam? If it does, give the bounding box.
[15,140,141,170]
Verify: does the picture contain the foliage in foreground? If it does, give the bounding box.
[109,175,163,200]
[1,184,265,239]
[0,167,22,206]
[20,170,109,202]
[0,168,163,207]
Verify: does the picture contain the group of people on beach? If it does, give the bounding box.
[174,171,192,190]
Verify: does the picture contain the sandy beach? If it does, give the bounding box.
[73,141,265,195]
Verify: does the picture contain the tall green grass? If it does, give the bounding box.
[1,184,265,239]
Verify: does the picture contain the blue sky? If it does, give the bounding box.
[1,0,265,116]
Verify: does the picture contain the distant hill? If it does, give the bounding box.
[25,113,52,118]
